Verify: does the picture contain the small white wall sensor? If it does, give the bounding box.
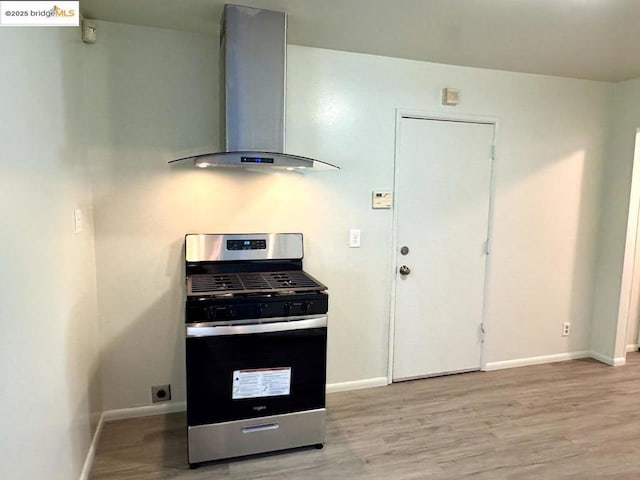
[82,19,97,44]
[442,88,460,106]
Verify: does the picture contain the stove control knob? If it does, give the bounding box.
[288,302,307,315]
[287,302,311,315]
[208,306,226,320]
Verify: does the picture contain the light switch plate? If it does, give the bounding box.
[73,208,82,234]
[372,191,393,209]
[349,229,361,248]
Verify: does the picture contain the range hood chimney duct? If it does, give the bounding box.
[170,4,338,172]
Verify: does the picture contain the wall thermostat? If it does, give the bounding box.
[372,191,393,209]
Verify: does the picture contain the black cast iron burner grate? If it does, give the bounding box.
[188,271,327,296]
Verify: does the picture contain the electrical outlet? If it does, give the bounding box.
[151,384,171,403]
[562,322,571,336]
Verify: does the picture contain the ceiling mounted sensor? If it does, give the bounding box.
[169,4,338,172]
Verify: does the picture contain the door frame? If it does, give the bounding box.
[614,129,640,362]
[387,109,499,383]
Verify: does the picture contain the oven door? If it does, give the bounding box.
[185,315,327,426]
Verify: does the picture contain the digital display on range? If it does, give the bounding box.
[227,239,267,250]
[241,156,274,164]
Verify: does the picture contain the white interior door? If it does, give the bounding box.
[392,116,494,381]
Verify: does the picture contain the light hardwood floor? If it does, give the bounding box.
[91,353,640,479]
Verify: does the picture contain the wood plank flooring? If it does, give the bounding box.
[91,353,640,479]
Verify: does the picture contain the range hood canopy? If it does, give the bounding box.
[169,4,338,172]
[174,151,337,171]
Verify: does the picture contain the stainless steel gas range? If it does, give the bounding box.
[183,233,329,466]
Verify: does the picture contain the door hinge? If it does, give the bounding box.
[490,144,495,160]
[481,323,486,335]
[482,239,490,255]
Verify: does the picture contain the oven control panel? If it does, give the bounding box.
[186,233,303,262]
[227,239,267,250]
[185,293,329,323]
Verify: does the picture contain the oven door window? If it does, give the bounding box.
[186,327,327,426]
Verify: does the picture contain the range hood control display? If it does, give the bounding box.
[227,239,267,250]
[241,156,274,164]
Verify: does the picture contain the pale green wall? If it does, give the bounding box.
[87,20,613,412]
[1,21,634,479]
[592,77,640,363]
[0,28,101,479]
[287,46,611,369]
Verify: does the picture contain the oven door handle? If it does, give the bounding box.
[186,315,327,337]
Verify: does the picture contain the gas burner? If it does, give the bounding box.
[188,271,326,297]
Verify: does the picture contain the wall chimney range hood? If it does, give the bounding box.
[169,4,338,172]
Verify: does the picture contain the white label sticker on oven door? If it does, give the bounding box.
[232,367,292,400]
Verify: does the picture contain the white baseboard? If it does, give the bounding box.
[588,350,612,365]
[588,351,627,366]
[326,377,388,394]
[79,414,104,480]
[102,401,187,422]
[626,344,639,353]
[484,351,590,371]
[79,402,186,479]
[614,356,627,366]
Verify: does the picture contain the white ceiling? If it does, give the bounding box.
[80,0,640,82]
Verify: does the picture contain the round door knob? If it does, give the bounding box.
[399,265,411,276]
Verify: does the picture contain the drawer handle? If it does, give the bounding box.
[242,423,280,433]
